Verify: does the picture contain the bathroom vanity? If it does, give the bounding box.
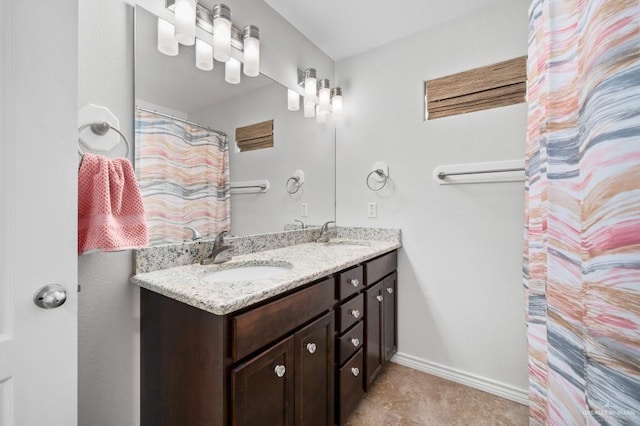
[133,235,399,426]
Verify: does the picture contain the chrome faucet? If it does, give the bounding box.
[185,226,202,241]
[316,221,336,243]
[294,219,308,229]
[201,231,233,265]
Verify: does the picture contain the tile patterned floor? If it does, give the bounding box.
[345,363,529,425]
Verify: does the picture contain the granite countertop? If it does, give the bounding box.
[131,238,401,315]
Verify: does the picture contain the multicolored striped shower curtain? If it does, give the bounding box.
[524,0,640,424]
[135,110,230,246]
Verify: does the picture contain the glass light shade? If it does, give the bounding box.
[304,78,316,99]
[331,95,343,117]
[174,0,196,46]
[213,16,232,62]
[157,18,179,56]
[225,57,241,84]
[195,39,214,71]
[243,37,260,77]
[315,105,328,124]
[288,89,300,111]
[304,101,315,118]
[318,87,331,113]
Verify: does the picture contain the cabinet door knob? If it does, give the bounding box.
[376,295,384,302]
[274,365,286,378]
[350,309,361,319]
[351,367,360,377]
[350,278,360,287]
[350,338,360,347]
[306,343,317,354]
[386,287,394,294]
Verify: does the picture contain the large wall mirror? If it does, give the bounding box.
[135,6,335,245]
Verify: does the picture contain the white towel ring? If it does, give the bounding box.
[77,122,131,157]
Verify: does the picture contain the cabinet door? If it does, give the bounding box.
[383,272,397,362]
[294,312,334,426]
[232,336,295,426]
[365,281,383,388]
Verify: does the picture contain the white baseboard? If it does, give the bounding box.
[391,352,529,406]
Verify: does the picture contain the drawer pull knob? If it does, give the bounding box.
[350,309,361,319]
[386,287,394,294]
[376,295,384,302]
[350,338,360,347]
[274,365,286,378]
[351,367,360,377]
[306,343,317,354]
[350,279,360,287]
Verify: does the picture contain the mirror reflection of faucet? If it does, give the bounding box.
[185,226,202,241]
[316,221,337,243]
[201,230,233,265]
[294,219,308,229]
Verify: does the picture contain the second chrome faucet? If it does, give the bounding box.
[316,221,337,243]
[201,230,233,265]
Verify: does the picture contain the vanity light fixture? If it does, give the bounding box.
[292,68,344,124]
[156,1,260,83]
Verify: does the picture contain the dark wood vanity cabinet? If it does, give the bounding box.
[140,249,398,426]
[364,254,398,390]
[232,312,334,426]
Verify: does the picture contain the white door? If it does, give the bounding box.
[0,1,78,425]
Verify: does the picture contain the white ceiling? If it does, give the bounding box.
[264,0,508,60]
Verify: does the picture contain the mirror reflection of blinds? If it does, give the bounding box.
[236,120,274,152]
[425,56,526,120]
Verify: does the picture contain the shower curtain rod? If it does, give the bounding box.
[135,105,227,138]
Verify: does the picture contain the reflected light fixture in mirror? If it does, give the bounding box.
[213,4,232,62]
[157,18,178,56]
[174,0,196,45]
[156,1,259,82]
[292,68,344,124]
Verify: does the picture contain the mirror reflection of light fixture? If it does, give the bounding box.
[243,25,260,77]
[292,68,344,124]
[331,88,343,117]
[195,39,213,71]
[174,0,196,45]
[213,4,232,62]
[287,89,300,111]
[155,2,260,84]
[157,18,179,56]
[225,57,241,84]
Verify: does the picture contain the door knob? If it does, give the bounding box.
[306,343,317,354]
[274,365,286,378]
[33,284,67,309]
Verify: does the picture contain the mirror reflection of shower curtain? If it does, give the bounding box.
[135,110,230,245]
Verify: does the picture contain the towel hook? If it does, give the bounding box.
[78,121,131,157]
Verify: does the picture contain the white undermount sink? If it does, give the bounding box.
[201,262,291,282]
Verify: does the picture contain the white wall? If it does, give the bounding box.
[77,0,333,425]
[335,0,530,396]
[191,83,335,235]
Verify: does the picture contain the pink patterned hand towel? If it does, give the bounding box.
[78,153,149,254]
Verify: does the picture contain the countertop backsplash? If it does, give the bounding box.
[133,226,401,274]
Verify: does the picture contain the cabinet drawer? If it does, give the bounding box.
[232,277,335,361]
[337,293,364,334]
[338,349,364,425]
[337,321,363,366]
[337,265,363,301]
[365,250,397,286]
